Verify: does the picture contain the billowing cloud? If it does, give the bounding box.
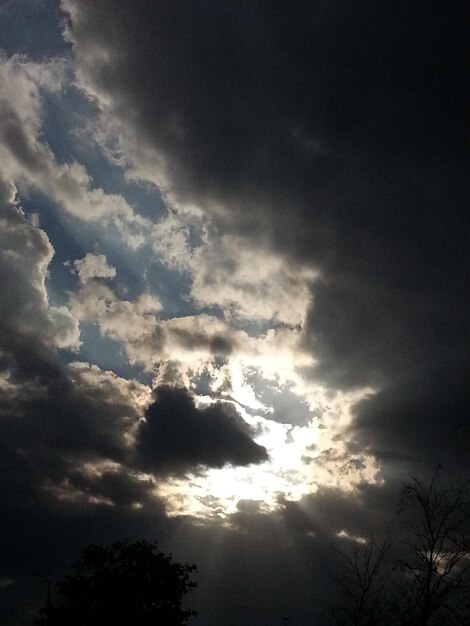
[0,53,148,247]
[1,3,469,624]
[48,306,81,351]
[0,184,151,512]
[68,263,236,370]
[72,252,116,283]
[350,364,470,473]
[0,182,64,381]
[152,213,316,325]
[63,0,470,474]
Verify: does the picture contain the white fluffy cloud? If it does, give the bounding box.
[151,211,317,326]
[72,252,117,283]
[0,54,149,247]
[48,305,81,351]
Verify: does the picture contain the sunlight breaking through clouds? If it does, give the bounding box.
[2,3,466,622]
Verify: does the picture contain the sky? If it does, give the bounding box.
[0,1,468,624]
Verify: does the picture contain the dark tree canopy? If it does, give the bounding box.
[36,540,197,626]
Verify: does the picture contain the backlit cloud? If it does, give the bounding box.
[1,2,468,623]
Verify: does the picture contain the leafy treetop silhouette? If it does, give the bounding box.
[36,539,197,626]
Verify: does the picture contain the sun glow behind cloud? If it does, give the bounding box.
[0,44,381,526]
[63,233,380,518]
[156,359,379,518]
[1,3,468,624]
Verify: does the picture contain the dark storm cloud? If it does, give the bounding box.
[64,0,470,471]
[0,367,138,467]
[350,362,470,472]
[136,386,268,475]
[2,2,469,622]
[67,467,157,508]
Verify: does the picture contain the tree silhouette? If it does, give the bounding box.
[324,534,397,626]
[35,539,197,625]
[326,469,470,625]
[398,469,470,625]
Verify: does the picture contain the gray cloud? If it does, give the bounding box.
[66,467,158,508]
[0,186,152,531]
[0,184,62,384]
[136,386,268,475]
[1,3,469,623]
[63,0,470,474]
[350,363,470,473]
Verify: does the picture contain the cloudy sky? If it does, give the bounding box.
[0,1,468,623]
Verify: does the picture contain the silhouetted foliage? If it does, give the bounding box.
[35,539,197,625]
